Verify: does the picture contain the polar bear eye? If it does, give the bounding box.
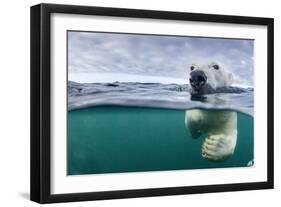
[213,64,219,70]
[190,66,195,71]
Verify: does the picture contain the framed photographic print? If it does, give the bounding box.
[30,3,274,203]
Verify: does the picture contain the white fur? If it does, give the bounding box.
[185,110,237,161]
[186,62,237,161]
[191,62,233,89]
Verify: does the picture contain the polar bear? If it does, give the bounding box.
[185,62,237,161]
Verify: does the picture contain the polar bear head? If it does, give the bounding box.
[189,62,234,94]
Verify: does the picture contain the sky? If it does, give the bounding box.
[68,31,254,86]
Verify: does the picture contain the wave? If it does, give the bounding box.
[68,81,254,115]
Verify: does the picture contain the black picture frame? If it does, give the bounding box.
[30,3,274,204]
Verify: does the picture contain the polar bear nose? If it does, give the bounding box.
[190,70,207,88]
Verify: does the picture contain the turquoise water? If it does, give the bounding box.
[67,106,253,175]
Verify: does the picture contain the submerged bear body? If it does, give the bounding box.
[185,109,237,161]
[185,62,237,161]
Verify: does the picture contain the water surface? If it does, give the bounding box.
[68,81,254,115]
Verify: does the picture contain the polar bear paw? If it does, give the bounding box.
[201,134,236,161]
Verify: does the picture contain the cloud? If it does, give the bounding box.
[68,31,254,85]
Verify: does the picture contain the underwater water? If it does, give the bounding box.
[67,106,253,175]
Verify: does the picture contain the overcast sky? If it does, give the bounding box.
[68,31,254,86]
